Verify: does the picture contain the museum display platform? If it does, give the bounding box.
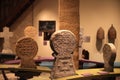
[56,68,120,80]
[0,64,120,80]
[0,64,51,72]
[0,64,51,80]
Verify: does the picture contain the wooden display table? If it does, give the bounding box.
[0,64,51,80]
[56,68,120,80]
[0,64,120,80]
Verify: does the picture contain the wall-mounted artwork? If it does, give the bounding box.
[108,24,116,44]
[39,21,56,32]
[39,21,56,42]
[96,27,104,51]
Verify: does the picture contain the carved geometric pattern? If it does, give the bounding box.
[51,53,76,78]
[50,30,76,79]
[50,30,76,54]
[15,37,38,68]
[16,37,38,59]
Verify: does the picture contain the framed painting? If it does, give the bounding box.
[39,21,56,32]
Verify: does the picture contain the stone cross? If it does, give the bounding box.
[0,27,13,53]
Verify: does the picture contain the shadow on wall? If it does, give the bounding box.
[82,49,89,60]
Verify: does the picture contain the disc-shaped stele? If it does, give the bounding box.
[50,30,76,54]
[24,26,37,38]
[103,43,116,72]
[16,37,38,59]
[103,43,116,61]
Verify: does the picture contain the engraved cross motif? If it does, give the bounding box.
[0,27,13,53]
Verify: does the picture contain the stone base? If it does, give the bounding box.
[20,59,36,68]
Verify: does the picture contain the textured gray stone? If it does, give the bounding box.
[103,43,116,72]
[50,30,76,54]
[16,37,38,68]
[50,30,76,79]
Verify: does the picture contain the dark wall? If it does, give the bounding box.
[0,0,34,31]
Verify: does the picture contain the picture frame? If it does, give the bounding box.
[39,21,56,32]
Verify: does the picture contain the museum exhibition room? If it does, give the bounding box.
[0,0,120,80]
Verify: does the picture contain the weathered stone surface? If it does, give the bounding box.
[50,30,76,54]
[16,37,38,68]
[51,53,76,79]
[50,30,76,79]
[0,27,13,53]
[24,26,37,38]
[103,43,116,72]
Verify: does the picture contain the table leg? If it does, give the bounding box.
[1,70,8,80]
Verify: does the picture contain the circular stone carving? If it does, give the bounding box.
[16,37,38,59]
[24,26,37,38]
[50,30,76,54]
[103,43,116,62]
[103,43,116,57]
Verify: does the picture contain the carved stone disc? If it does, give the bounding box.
[24,26,37,38]
[50,30,76,54]
[103,43,116,58]
[16,37,38,59]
